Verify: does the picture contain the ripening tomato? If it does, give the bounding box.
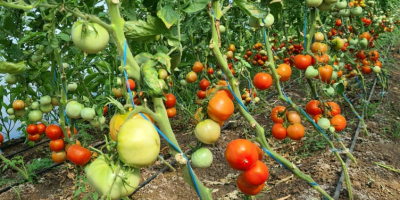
[225,139,259,171]
[368,50,379,61]
[330,114,347,132]
[314,32,325,42]
[164,93,177,108]
[27,124,38,135]
[236,173,265,195]
[13,100,25,111]
[46,125,62,140]
[199,79,211,91]
[294,54,312,70]
[313,114,322,123]
[36,123,46,135]
[306,100,322,115]
[253,73,273,90]
[270,106,286,123]
[126,79,135,90]
[166,107,177,118]
[318,65,333,83]
[286,111,301,124]
[67,144,92,166]
[335,19,342,26]
[271,123,287,140]
[207,93,234,123]
[52,151,67,163]
[276,63,292,82]
[186,71,198,83]
[197,90,206,99]
[324,102,341,116]
[28,134,40,142]
[242,160,269,186]
[193,62,204,73]
[311,42,328,54]
[50,139,65,152]
[287,123,305,140]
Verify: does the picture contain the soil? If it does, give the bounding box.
[1,51,400,200]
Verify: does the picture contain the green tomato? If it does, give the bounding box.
[372,66,381,73]
[219,25,226,33]
[40,104,53,113]
[80,107,96,121]
[66,101,83,119]
[68,82,78,92]
[8,115,15,120]
[191,148,213,168]
[339,9,351,17]
[6,108,14,115]
[5,74,17,84]
[306,0,323,7]
[351,7,363,16]
[51,97,59,106]
[358,38,368,49]
[31,102,39,110]
[90,119,101,128]
[248,17,260,29]
[305,66,319,79]
[349,38,358,46]
[264,14,274,28]
[317,2,334,11]
[117,118,160,168]
[71,21,110,54]
[15,110,25,117]
[324,0,338,4]
[40,95,52,105]
[317,118,331,130]
[31,54,41,63]
[332,37,345,50]
[85,155,140,200]
[335,1,347,9]
[194,119,221,144]
[28,110,43,123]
[158,69,168,80]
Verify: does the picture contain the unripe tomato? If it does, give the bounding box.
[286,111,301,124]
[225,139,258,171]
[191,147,213,168]
[52,151,67,163]
[186,71,198,83]
[71,21,110,54]
[194,119,221,144]
[317,118,331,130]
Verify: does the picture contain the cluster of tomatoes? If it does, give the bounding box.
[26,123,47,142]
[241,89,260,105]
[305,100,347,132]
[197,79,211,100]
[225,139,268,195]
[354,49,381,75]
[164,93,177,118]
[270,106,305,140]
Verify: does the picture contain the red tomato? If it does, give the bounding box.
[63,127,78,138]
[50,139,65,152]
[242,160,269,186]
[164,93,177,108]
[28,134,40,142]
[197,90,206,99]
[330,115,347,132]
[270,106,286,123]
[26,124,38,135]
[126,79,135,90]
[271,123,287,140]
[253,73,273,90]
[67,144,92,166]
[253,144,263,160]
[236,173,265,195]
[294,54,312,70]
[207,68,214,74]
[199,79,210,91]
[287,123,305,140]
[103,105,108,116]
[36,123,47,135]
[306,100,322,115]
[0,133,3,144]
[335,19,342,26]
[225,139,258,171]
[46,125,62,140]
[324,102,341,117]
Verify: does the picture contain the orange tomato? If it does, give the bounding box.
[192,62,204,73]
[166,107,177,118]
[207,93,234,123]
[287,123,305,140]
[276,63,292,82]
[318,65,333,83]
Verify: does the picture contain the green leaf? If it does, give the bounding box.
[157,5,179,29]
[167,37,181,47]
[269,1,283,23]
[183,0,209,13]
[170,51,182,71]
[124,16,169,42]
[233,0,268,19]
[154,52,171,73]
[84,73,100,85]
[58,33,71,42]
[135,52,153,66]
[335,83,345,94]
[18,32,45,45]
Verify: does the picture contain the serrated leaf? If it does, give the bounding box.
[157,6,179,29]
[154,52,171,73]
[183,0,209,13]
[124,16,169,42]
[135,52,153,66]
[234,0,268,19]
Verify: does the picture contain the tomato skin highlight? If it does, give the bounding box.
[225,139,258,171]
